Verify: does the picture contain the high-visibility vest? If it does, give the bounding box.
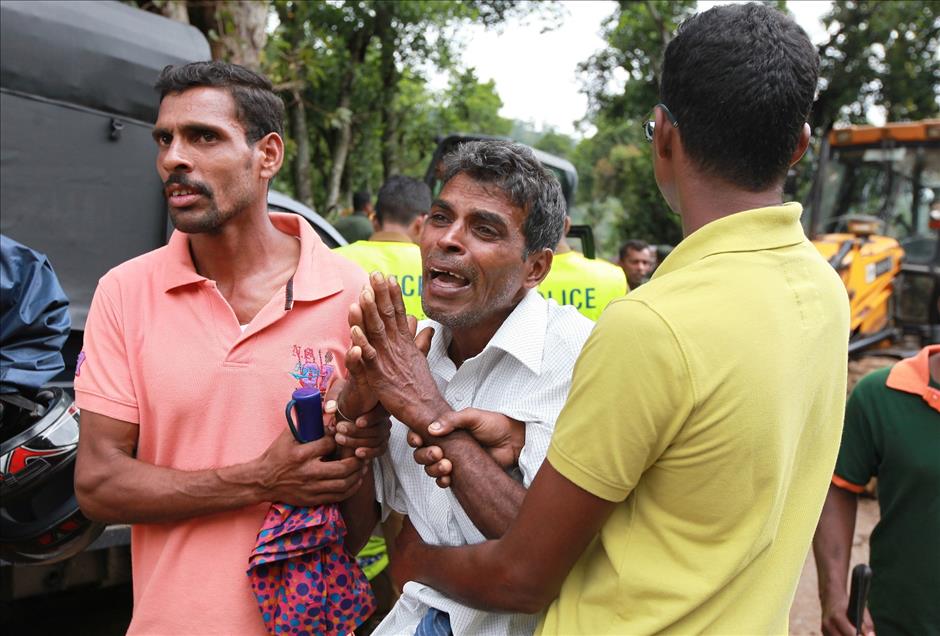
[333,240,425,319]
[539,251,627,321]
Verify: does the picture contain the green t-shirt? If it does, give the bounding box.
[332,240,425,319]
[835,367,940,636]
[333,213,373,243]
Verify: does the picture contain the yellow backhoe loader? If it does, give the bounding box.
[804,120,940,355]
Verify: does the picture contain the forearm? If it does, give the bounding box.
[812,485,859,606]
[396,461,615,615]
[340,465,380,554]
[401,535,545,613]
[76,452,265,524]
[439,431,526,538]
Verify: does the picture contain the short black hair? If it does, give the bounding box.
[155,61,284,144]
[661,3,818,190]
[352,190,372,212]
[441,140,566,257]
[375,176,432,227]
[619,239,650,261]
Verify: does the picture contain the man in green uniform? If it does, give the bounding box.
[334,176,430,319]
[539,216,626,321]
[813,344,940,636]
[334,190,375,243]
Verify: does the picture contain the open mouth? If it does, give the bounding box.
[428,266,471,291]
[165,185,204,207]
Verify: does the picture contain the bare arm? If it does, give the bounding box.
[390,460,615,613]
[812,483,873,636]
[433,430,525,538]
[405,408,529,538]
[75,410,365,524]
[330,404,389,554]
[338,462,380,554]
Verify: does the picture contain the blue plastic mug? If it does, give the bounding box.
[285,387,324,443]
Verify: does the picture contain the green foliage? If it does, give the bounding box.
[572,1,693,249]
[534,130,577,160]
[814,0,940,133]
[262,0,549,214]
[575,0,939,249]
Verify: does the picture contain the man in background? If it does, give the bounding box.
[334,175,431,319]
[335,189,375,243]
[618,238,655,289]
[539,214,626,321]
[813,345,940,636]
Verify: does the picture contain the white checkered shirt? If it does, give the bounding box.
[373,289,594,636]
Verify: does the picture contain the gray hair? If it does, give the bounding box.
[440,140,566,258]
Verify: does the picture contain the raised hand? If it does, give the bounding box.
[347,272,449,437]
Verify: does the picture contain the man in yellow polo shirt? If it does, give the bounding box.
[334,175,430,319]
[388,4,850,633]
[539,215,626,321]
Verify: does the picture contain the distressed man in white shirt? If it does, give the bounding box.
[336,140,593,635]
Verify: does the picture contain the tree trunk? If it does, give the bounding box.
[325,93,353,215]
[289,89,313,208]
[375,3,400,181]
[189,1,268,70]
[152,0,190,23]
[644,1,671,87]
[324,30,371,214]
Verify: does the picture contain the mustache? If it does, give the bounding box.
[163,174,212,198]
[425,252,475,282]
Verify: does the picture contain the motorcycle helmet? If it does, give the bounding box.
[0,387,104,564]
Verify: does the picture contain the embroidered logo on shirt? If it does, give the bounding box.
[289,346,335,391]
[75,351,86,377]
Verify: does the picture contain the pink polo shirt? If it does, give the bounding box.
[75,213,367,635]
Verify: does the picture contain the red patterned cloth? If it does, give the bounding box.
[248,503,375,635]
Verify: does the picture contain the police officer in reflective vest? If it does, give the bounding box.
[334,176,430,319]
[539,214,627,321]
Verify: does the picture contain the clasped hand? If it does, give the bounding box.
[344,272,444,440]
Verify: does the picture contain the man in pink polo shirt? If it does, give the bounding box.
[74,61,373,634]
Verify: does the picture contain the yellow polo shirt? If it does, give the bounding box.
[539,251,627,321]
[543,204,850,634]
[333,239,425,319]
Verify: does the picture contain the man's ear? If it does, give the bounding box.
[258,132,284,180]
[524,248,554,289]
[789,123,811,166]
[408,215,425,244]
[654,107,674,160]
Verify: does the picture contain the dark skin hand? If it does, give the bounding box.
[345,272,531,538]
[813,484,875,636]
[406,409,525,488]
[388,459,616,614]
[347,272,447,438]
[323,376,391,462]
